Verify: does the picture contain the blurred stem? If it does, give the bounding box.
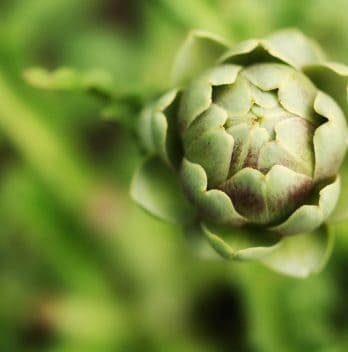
[0,171,136,348]
[0,72,140,294]
[0,168,110,295]
[2,0,97,47]
[237,264,292,352]
[147,0,230,36]
[0,72,99,218]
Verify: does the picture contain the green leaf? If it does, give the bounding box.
[243,63,292,91]
[222,165,313,225]
[271,177,340,235]
[130,157,195,225]
[261,225,333,278]
[263,29,325,68]
[304,61,348,117]
[329,158,348,223]
[220,29,324,69]
[180,158,246,226]
[278,71,317,121]
[178,78,212,131]
[313,91,347,183]
[201,222,280,261]
[183,104,233,187]
[24,67,116,99]
[219,38,271,66]
[137,90,183,168]
[171,29,230,86]
[177,65,242,133]
[183,222,223,260]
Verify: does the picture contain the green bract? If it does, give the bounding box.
[132,29,348,278]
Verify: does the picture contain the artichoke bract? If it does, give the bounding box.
[132,30,348,278]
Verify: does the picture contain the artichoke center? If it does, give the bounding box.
[216,82,315,179]
[181,63,321,224]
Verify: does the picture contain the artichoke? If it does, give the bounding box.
[131,29,348,277]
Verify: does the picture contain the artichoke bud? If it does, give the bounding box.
[181,63,334,226]
[133,30,348,277]
[178,57,348,233]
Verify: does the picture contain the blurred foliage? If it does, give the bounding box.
[1,0,348,351]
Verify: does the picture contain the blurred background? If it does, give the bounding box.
[1,0,348,351]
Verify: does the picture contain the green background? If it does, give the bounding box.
[1,0,348,351]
